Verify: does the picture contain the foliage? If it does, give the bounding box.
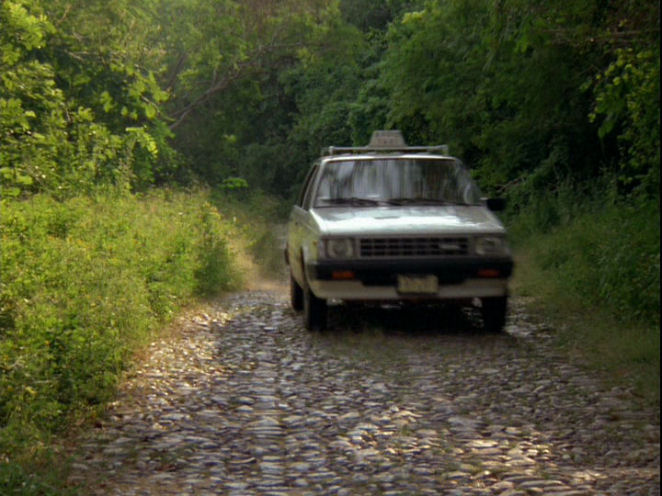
[380,0,609,198]
[157,0,659,207]
[590,47,660,195]
[510,186,660,327]
[150,0,316,189]
[278,17,365,180]
[3,0,658,200]
[0,189,240,490]
[510,191,660,402]
[0,0,172,198]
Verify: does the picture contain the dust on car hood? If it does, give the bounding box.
[311,206,506,237]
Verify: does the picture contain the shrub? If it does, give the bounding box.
[0,188,240,484]
[511,195,659,327]
[509,190,660,402]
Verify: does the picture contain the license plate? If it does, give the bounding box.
[397,275,438,294]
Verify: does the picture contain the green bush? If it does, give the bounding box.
[511,194,659,328]
[0,188,240,484]
[509,191,660,402]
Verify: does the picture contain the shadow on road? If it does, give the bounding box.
[325,301,500,337]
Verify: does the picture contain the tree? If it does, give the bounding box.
[376,0,659,202]
[156,0,364,195]
[0,0,172,197]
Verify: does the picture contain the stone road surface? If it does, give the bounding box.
[69,291,660,495]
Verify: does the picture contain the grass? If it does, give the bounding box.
[0,187,243,493]
[513,251,660,403]
[508,193,660,406]
[209,188,289,281]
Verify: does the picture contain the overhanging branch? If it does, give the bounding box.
[167,40,314,130]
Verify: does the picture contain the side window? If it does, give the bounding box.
[298,163,319,209]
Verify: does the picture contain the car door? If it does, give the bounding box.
[288,162,320,286]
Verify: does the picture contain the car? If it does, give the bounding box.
[285,130,514,332]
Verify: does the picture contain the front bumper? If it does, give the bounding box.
[305,257,513,300]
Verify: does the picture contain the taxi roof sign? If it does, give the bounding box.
[368,130,408,148]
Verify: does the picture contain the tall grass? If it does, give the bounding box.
[210,189,290,280]
[508,187,660,403]
[0,188,241,492]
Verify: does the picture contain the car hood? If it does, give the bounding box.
[310,206,506,237]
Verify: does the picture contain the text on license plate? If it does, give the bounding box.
[397,275,438,294]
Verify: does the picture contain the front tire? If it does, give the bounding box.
[303,285,327,331]
[290,274,304,311]
[481,296,507,333]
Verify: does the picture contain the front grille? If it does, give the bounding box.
[359,237,469,258]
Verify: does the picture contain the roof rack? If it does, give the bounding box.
[323,145,450,156]
[322,130,449,156]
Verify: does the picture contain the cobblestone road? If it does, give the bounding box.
[70,291,660,495]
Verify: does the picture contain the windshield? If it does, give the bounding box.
[314,158,482,207]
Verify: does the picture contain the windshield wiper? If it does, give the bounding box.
[386,198,469,206]
[323,197,383,206]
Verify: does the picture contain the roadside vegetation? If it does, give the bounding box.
[209,187,290,282]
[509,187,660,404]
[0,0,659,492]
[0,189,243,493]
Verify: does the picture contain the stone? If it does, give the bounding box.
[67,291,661,496]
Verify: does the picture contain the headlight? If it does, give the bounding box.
[322,238,355,259]
[475,236,508,256]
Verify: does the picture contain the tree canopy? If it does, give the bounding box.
[1,0,659,201]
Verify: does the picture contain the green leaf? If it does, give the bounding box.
[16,174,33,185]
[100,91,115,113]
[2,187,21,197]
[144,104,157,120]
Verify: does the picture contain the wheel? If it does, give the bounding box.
[290,274,303,311]
[303,285,327,331]
[481,296,507,333]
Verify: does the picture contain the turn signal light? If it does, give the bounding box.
[477,269,500,278]
[332,270,355,280]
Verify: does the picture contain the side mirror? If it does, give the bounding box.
[485,198,506,212]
